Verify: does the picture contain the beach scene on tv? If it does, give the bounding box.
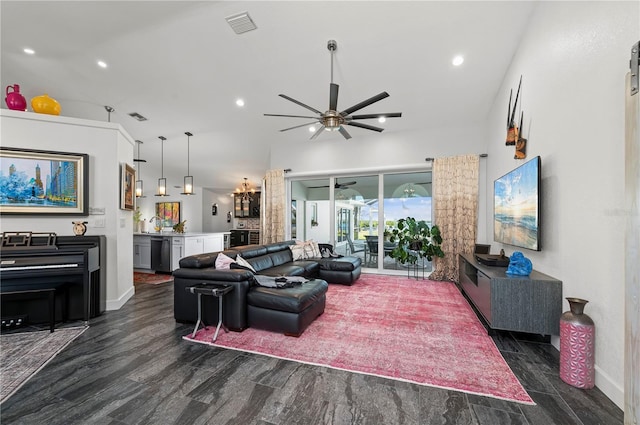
[494,158,540,251]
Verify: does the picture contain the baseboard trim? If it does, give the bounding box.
[595,365,624,409]
[106,286,135,311]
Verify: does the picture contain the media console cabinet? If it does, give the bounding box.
[458,253,562,336]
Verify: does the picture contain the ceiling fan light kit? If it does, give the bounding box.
[265,40,402,140]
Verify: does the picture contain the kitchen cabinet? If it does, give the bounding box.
[133,236,151,269]
[234,191,261,218]
[171,238,184,271]
[204,234,224,253]
[458,253,562,335]
[184,236,204,257]
[230,230,248,247]
[230,230,259,247]
[135,233,229,271]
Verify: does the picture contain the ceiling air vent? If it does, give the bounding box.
[225,12,257,34]
[128,112,148,121]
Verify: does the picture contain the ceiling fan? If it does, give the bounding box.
[309,179,357,189]
[264,40,402,140]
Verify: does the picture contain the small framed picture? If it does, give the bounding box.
[212,203,218,216]
[120,163,136,211]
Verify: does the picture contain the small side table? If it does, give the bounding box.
[185,283,234,342]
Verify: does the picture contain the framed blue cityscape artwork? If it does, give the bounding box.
[0,147,89,215]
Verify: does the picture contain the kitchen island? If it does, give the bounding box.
[133,232,230,272]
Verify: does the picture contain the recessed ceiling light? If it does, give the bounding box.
[236,98,245,107]
[97,60,108,68]
[378,117,386,123]
[452,55,464,66]
[23,48,35,55]
[309,126,316,132]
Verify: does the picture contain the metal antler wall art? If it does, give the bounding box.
[505,75,527,159]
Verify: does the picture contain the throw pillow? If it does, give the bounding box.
[302,240,322,258]
[235,255,257,273]
[215,252,235,270]
[289,244,306,261]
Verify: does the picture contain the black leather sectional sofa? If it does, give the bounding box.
[173,240,361,335]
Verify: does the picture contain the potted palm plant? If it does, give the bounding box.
[388,217,444,265]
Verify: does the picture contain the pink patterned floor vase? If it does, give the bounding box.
[559,297,595,389]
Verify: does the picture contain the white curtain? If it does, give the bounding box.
[261,169,285,244]
[430,154,480,282]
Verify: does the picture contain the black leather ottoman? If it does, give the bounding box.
[246,279,328,336]
[318,256,362,285]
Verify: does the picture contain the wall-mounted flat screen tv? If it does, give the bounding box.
[494,156,541,251]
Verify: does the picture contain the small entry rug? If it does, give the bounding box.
[134,271,173,285]
[1,326,87,404]
[184,275,534,404]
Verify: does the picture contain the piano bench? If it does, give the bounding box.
[1,288,56,333]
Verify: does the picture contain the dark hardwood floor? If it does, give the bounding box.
[1,281,623,425]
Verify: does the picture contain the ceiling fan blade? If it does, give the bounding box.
[329,83,339,111]
[346,121,384,132]
[279,94,323,115]
[310,125,325,140]
[337,180,357,187]
[340,92,390,116]
[350,112,402,120]
[280,121,319,132]
[338,126,352,140]
[264,113,320,119]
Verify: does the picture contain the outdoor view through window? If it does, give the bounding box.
[291,171,432,272]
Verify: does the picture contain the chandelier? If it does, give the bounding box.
[236,177,255,203]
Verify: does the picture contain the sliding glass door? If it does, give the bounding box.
[382,172,433,272]
[288,170,433,274]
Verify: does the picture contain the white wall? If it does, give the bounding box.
[135,187,204,233]
[0,109,135,309]
[269,2,637,407]
[202,188,234,232]
[270,125,486,174]
[483,1,638,408]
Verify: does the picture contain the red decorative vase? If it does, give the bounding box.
[5,84,27,111]
[559,297,595,389]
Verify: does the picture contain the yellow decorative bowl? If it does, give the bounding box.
[31,94,61,115]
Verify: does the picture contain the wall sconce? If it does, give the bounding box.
[181,131,195,195]
[155,136,169,196]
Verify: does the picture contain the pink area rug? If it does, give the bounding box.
[133,272,173,285]
[184,274,534,404]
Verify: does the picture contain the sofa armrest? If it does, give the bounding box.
[173,267,254,331]
[172,267,253,282]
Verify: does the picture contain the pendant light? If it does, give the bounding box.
[180,132,195,195]
[134,140,146,198]
[155,136,169,196]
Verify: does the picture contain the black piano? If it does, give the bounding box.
[1,234,106,325]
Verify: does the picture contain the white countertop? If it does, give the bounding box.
[134,232,230,237]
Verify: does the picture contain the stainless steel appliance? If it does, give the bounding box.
[151,237,171,272]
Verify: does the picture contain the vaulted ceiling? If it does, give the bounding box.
[1,1,535,191]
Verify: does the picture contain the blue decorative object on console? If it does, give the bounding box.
[506,251,532,276]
